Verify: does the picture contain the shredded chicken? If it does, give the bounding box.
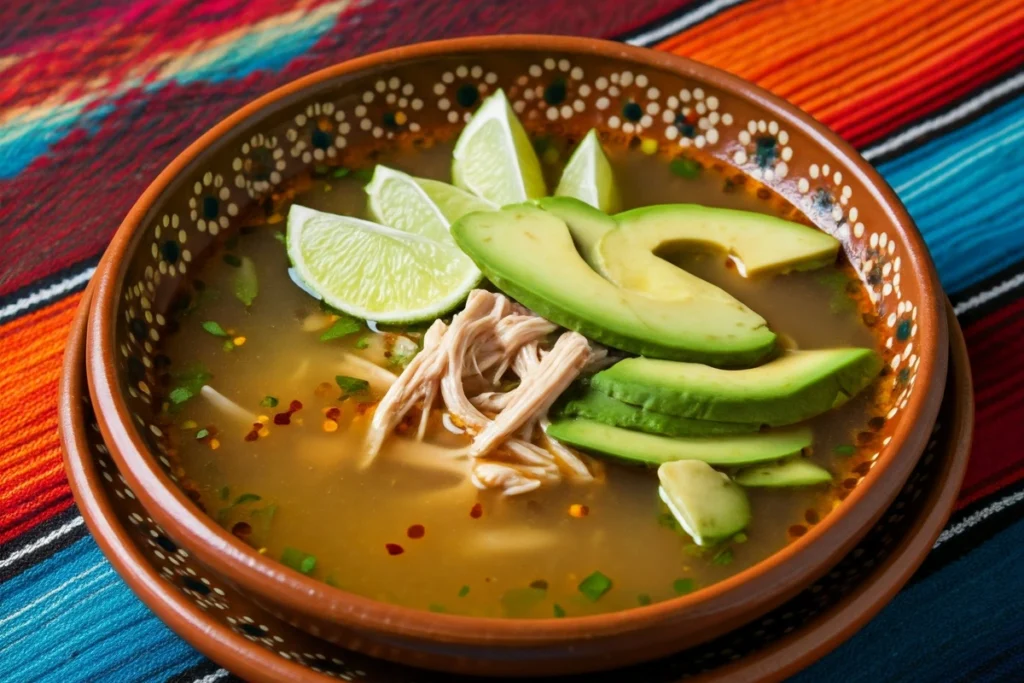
[363,290,602,495]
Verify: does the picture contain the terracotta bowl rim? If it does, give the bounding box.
[87,34,949,646]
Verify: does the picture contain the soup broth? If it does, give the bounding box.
[158,136,888,619]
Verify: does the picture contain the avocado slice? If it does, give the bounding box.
[556,387,759,437]
[545,418,811,468]
[658,460,750,546]
[535,196,616,270]
[598,205,839,301]
[591,348,882,426]
[733,457,833,487]
[451,203,776,365]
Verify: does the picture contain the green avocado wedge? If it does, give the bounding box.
[598,204,840,300]
[450,203,776,365]
[535,196,617,270]
[556,386,759,437]
[591,348,882,426]
[733,458,833,488]
[545,419,812,468]
[659,460,751,546]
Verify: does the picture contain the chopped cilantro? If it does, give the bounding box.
[218,486,229,501]
[834,444,857,456]
[273,231,286,244]
[732,532,748,544]
[553,604,566,618]
[669,157,701,179]
[260,396,279,408]
[335,375,369,397]
[201,321,229,337]
[222,340,235,351]
[320,316,362,341]
[578,571,612,602]
[222,254,242,268]
[196,428,210,440]
[355,336,370,350]
[673,578,696,595]
[657,510,682,533]
[281,547,317,575]
[233,256,259,307]
[332,167,351,179]
[233,493,261,506]
[637,593,652,606]
[168,387,194,404]
[352,167,374,182]
[712,548,734,566]
[458,585,470,597]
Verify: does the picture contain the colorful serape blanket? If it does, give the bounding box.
[2,1,1023,681]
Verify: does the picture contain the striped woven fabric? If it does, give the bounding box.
[2,1,1022,680]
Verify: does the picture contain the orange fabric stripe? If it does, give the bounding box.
[0,293,81,542]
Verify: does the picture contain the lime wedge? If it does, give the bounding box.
[287,204,479,323]
[452,89,546,206]
[366,165,496,244]
[555,129,621,214]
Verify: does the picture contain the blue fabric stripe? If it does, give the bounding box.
[0,537,205,683]
[797,513,1024,683]
[878,95,1024,293]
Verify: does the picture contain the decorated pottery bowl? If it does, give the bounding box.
[86,36,948,676]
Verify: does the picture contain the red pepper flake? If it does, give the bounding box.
[244,422,261,441]
[232,522,252,538]
[407,524,425,539]
[385,543,404,556]
[325,406,341,421]
[470,503,483,519]
[273,400,304,425]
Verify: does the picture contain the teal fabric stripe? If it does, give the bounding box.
[797,514,1024,683]
[0,538,205,683]
[878,95,1024,293]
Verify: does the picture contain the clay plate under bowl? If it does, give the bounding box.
[66,287,971,682]
[86,36,949,676]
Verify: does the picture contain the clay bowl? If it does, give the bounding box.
[86,35,948,676]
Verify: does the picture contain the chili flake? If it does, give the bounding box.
[209,438,221,450]
[325,407,341,421]
[244,422,262,441]
[231,522,252,538]
[232,336,246,347]
[407,524,425,539]
[273,400,303,425]
[568,504,589,518]
[385,543,405,556]
[470,503,483,519]
[322,419,338,433]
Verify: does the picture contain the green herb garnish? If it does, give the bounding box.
[281,547,317,575]
[458,585,470,597]
[335,375,369,397]
[168,387,194,404]
[657,511,682,533]
[834,444,856,456]
[222,340,235,351]
[273,231,286,244]
[201,321,229,337]
[320,316,362,341]
[669,157,701,179]
[222,254,242,268]
[234,256,259,307]
[733,532,748,544]
[355,336,370,350]
[553,604,566,618]
[260,396,279,408]
[233,493,261,506]
[352,167,374,182]
[196,428,211,440]
[673,578,696,595]
[578,571,612,602]
[637,593,652,606]
[332,167,351,179]
[712,548,734,566]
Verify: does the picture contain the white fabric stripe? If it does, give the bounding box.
[625,0,746,46]
[863,72,1024,161]
[0,265,95,323]
[0,562,110,628]
[0,516,84,570]
[954,271,1024,316]
[933,488,1024,550]
[193,669,229,683]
